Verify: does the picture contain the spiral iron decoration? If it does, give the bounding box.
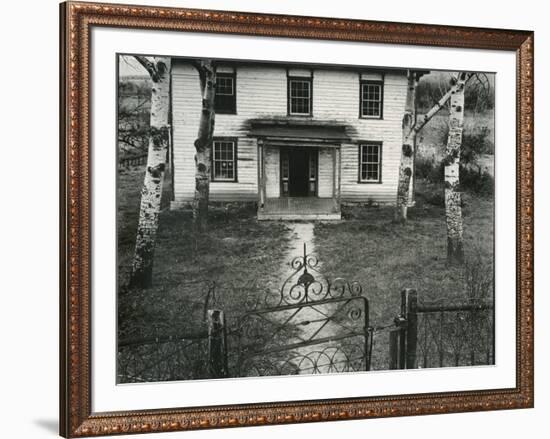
[269,243,365,308]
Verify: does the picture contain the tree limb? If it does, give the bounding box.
[191,58,216,93]
[134,56,160,82]
[411,72,471,135]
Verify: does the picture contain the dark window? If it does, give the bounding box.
[360,81,383,118]
[289,78,312,115]
[359,143,382,182]
[212,140,237,181]
[215,73,236,114]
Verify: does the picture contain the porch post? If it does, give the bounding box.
[258,138,266,209]
[332,148,337,203]
[337,147,342,207]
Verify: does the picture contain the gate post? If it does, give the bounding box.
[207,309,228,378]
[401,289,418,369]
[389,330,399,369]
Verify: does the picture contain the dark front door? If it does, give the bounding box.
[289,149,309,196]
[281,148,317,197]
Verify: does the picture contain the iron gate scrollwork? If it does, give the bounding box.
[233,244,371,377]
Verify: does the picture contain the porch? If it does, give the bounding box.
[249,118,350,221]
[258,197,341,221]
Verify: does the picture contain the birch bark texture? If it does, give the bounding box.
[192,60,217,232]
[395,71,418,222]
[394,72,467,222]
[444,73,468,264]
[129,56,171,288]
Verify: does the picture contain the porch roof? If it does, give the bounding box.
[247,119,352,147]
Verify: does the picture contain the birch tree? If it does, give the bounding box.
[129,56,171,288]
[444,72,469,264]
[395,71,470,222]
[191,59,217,232]
[395,71,419,222]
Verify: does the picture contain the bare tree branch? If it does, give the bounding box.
[134,56,162,82]
[412,72,472,135]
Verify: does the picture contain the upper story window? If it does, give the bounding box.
[288,77,312,115]
[360,80,383,118]
[359,142,382,183]
[215,72,236,114]
[212,139,237,182]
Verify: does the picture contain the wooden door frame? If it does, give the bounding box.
[280,146,319,197]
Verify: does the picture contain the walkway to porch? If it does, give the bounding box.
[258,197,341,221]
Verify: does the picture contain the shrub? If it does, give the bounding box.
[416,156,493,196]
[415,155,436,180]
[424,191,445,207]
[415,156,444,184]
[462,126,494,163]
[460,167,494,196]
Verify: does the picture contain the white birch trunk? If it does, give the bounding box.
[395,73,469,222]
[192,60,216,232]
[444,73,467,264]
[395,71,418,222]
[129,56,171,288]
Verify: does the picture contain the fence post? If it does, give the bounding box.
[207,309,228,378]
[402,289,418,369]
[389,330,399,370]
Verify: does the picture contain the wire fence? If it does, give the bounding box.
[117,286,494,382]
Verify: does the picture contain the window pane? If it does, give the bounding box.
[361,82,382,117]
[290,79,311,114]
[216,76,234,95]
[215,74,236,113]
[309,154,317,180]
[281,153,289,180]
[360,144,380,181]
[213,141,236,181]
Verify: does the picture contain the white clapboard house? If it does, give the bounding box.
[170,59,418,220]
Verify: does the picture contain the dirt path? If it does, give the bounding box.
[271,222,347,373]
[246,221,364,376]
[279,222,316,280]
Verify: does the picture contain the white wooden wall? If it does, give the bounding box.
[171,61,407,206]
[318,148,336,198]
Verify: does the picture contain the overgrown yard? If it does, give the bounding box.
[315,181,493,368]
[117,167,291,345]
[416,110,494,158]
[118,166,493,376]
[316,180,494,326]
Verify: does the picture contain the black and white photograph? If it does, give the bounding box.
[116,54,495,383]
[2,0,546,435]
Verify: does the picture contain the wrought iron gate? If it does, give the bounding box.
[117,247,494,382]
[231,245,371,377]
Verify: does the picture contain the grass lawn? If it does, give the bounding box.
[118,166,493,375]
[315,180,493,368]
[117,167,291,344]
[315,180,494,324]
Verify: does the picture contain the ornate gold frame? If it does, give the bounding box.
[60,1,534,437]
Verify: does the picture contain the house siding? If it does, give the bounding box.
[171,61,407,206]
[318,148,336,198]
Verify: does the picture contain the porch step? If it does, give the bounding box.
[258,197,341,221]
[258,212,341,221]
